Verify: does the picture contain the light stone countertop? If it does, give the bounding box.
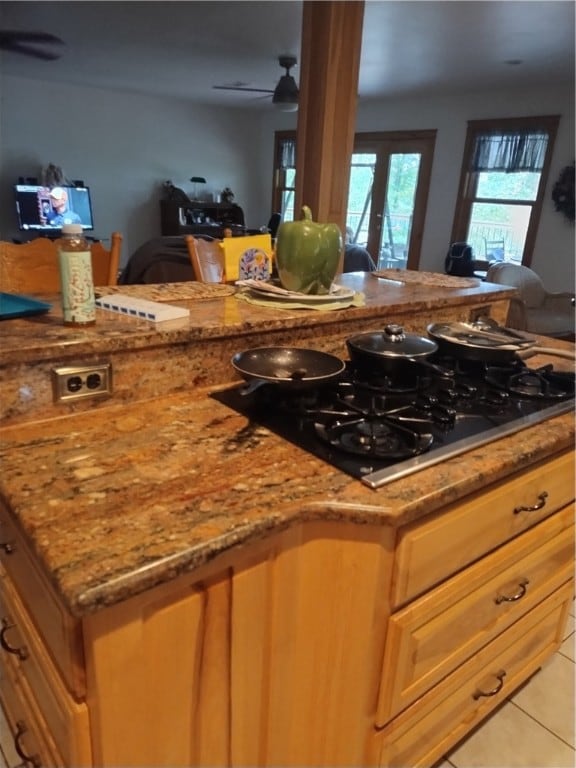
[0,275,571,620]
[0,367,573,618]
[0,272,514,365]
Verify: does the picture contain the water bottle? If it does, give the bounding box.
[57,224,96,326]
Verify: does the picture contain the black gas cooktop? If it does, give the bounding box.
[213,356,575,489]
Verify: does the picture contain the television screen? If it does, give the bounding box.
[15,184,94,232]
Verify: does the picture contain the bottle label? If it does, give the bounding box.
[58,250,96,325]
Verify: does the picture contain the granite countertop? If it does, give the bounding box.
[0,272,515,365]
[0,355,573,619]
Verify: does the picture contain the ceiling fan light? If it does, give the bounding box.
[272,74,299,111]
[273,101,298,112]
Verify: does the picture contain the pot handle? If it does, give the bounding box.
[517,347,575,361]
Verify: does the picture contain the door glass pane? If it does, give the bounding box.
[379,154,420,269]
[467,202,531,264]
[281,168,296,221]
[346,153,376,246]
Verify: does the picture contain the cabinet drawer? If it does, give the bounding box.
[378,579,573,768]
[0,572,92,767]
[392,451,574,607]
[1,652,62,767]
[0,503,85,698]
[378,508,574,722]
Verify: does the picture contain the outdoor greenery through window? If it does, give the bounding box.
[451,116,559,267]
[273,130,435,271]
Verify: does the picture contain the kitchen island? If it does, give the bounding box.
[0,273,573,767]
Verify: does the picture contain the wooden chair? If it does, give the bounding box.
[185,236,224,283]
[0,233,122,294]
[91,232,122,286]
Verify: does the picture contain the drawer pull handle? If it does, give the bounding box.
[14,720,42,768]
[495,578,529,605]
[0,618,29,660]
[514,491,548,514]
[0,540,15,554]
[473,670,506,700]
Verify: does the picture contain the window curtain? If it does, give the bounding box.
[471,131,549,172]
[280,138,296,169]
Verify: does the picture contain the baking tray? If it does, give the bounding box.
[0,292,52,320]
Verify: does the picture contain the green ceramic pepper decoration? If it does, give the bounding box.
[275,206,342,295]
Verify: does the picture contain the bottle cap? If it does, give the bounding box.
[61,224,83,235]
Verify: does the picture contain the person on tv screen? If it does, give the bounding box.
[46,187,82,227]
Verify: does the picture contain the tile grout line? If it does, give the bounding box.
[507,698,576,752]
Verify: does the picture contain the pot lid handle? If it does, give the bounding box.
[384,324,406,343]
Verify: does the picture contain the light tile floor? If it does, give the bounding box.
[438,603,575,768]
[0,604,574,767]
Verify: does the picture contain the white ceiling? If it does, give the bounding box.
[1,1,574,109]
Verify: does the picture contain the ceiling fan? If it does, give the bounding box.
[213,55,299,112]
[0,30,64,61]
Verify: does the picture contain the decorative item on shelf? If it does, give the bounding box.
[41,162,69,187]
[551,161,575,223]
[275,206,342,295]
[163,180,191,203]
[190,176,207,201]
[221,187,235,204]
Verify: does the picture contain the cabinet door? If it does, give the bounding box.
[1,654,62,768]
[378,509,574,722]
[0,505,85,697]
[0,572,92,766]
[392,451,574,606]
[378,579,573,768]
[84,521,394,767]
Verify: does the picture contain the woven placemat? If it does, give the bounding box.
[96,282,236,301]
[372,270,480,289]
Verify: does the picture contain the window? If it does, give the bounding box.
[272,132,296,222]
[272,130,436,270]
[451,116,559,267]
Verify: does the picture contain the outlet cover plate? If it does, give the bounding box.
[52,363,112,403]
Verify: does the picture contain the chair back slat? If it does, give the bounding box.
[0,233,122,295]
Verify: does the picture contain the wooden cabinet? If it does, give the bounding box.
[0,572,92,766]
[159,199,245,237]
[0,450,574,767]
[377,449,575,767]
[82,522,395,767]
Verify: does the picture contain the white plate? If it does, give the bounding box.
[239,280,355,304]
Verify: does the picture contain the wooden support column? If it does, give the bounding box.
[295,0,364,240]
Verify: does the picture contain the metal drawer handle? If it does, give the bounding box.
[0,617,29,661]
[473,670,506,700]
[14,720,42,768]
[513,491,548,514]
[0,540,15,554]
[494,578,529,605]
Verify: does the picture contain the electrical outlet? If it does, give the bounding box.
[51,364,112,403]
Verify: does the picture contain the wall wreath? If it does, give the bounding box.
[551,161,575,223]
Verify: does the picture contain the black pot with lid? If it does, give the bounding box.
[346,324,439,375]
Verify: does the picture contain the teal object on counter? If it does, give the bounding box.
[275,206,342,295]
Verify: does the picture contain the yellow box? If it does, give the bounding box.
[221,234,273,282]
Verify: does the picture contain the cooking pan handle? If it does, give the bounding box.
[239,379,268,396]
[517,347,575,361]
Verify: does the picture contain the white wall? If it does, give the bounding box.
[0,76,275,262]
[1,76,573,290]
[355,83,575,291]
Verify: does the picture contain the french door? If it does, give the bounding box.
[346,131,436,269]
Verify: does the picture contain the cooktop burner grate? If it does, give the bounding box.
[213,356,575,489]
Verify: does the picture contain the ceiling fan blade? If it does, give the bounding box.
[0,30,65,60]
[212,86,274,94]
